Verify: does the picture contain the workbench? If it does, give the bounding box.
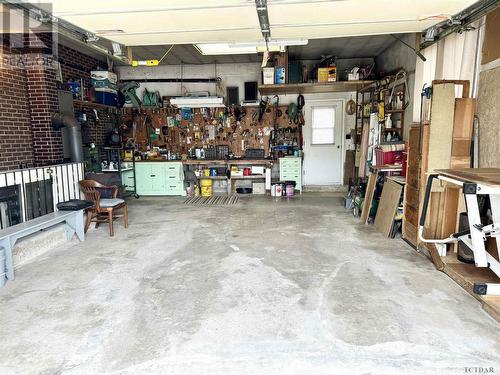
[135,159,275,195]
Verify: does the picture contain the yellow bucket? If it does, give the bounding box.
[200,178,213,187]
[201,186,213,196]
[200,179,213,196]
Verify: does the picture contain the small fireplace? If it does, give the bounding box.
[0,185,22,229]
[24,179,54,221]
[0,179,54,228]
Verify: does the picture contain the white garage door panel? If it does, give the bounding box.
[107,31,264,47]
[49,0,478,46]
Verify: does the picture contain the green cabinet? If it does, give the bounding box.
[279,157,302,193]
[135,162,185,196]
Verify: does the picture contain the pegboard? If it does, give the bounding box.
[120,105,302,158]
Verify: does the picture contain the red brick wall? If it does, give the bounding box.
[25,57,63,166]
[0,38,109,172]
[58,44,107,84]
[0,43,35,171]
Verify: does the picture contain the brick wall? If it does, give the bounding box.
[59,44,107,84]
[25,56,63,166]
[0,37,109,172]
[59,44,113,153]
[0,43,35,171]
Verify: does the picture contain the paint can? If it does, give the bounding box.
[274,184,283,196]
[285,181,296,197]
[200,178,213,196]
[204,168,210,177]
[271,184,277,196]
[210,167,217,176]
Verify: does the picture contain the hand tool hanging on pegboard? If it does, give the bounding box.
[270,95,279,149]
[258,97,268,122]
[296,94,305,150]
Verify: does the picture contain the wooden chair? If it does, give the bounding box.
[79,180,128,236]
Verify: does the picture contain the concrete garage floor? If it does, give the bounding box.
[1,196,499,374]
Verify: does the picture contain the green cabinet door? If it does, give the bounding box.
[135,163,185,196]
[150,164,167,194]
[121,169,135,192]
[135,164,153,195]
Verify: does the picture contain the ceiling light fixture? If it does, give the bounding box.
[195,39,307,55]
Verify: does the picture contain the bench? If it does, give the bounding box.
[0,209,85,282]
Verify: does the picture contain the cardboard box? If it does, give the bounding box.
[252,182,266,194]
[251,166,264,175]
[263,67,275,85]
[348,72,360,81]
[317,67,337,83]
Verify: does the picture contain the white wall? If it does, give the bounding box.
[255,92,356,186]
[115,62,262,99]
[116,63,357,185]
[276,92,356,150]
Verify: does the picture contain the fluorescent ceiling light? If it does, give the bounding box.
[170,97,225,108]
[195,39,308,55]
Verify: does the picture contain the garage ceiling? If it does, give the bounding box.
[46,0,478,46]
[129,34,398,64]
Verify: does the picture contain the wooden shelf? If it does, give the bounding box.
[230,175,266,180]
[197,175,227,180]
[258,81,373,95]
[73,100,117,110]
[385,109,405,114]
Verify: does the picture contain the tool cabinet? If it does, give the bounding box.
[135,162,185,196]
[279,157,302,193]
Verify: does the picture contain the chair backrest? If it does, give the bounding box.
[79,180,104,209]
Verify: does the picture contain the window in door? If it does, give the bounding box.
[311,106,335,145]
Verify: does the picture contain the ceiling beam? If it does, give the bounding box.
[255,0,271,41]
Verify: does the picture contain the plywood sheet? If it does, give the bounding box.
[477,66,500,168]
[450,98,475,169]
[344,150,355,186]
[481,5,500,65]
[374,179,403,237]
[452,98,475,139]
[439,185,460,238]
[427,83,456,173]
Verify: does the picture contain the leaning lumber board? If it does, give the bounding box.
[361,171,377,224]
[374,179,403,237]
[439,185,461,239]
[451,98,475,168]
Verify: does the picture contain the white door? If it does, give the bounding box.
[303,100,343,186]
